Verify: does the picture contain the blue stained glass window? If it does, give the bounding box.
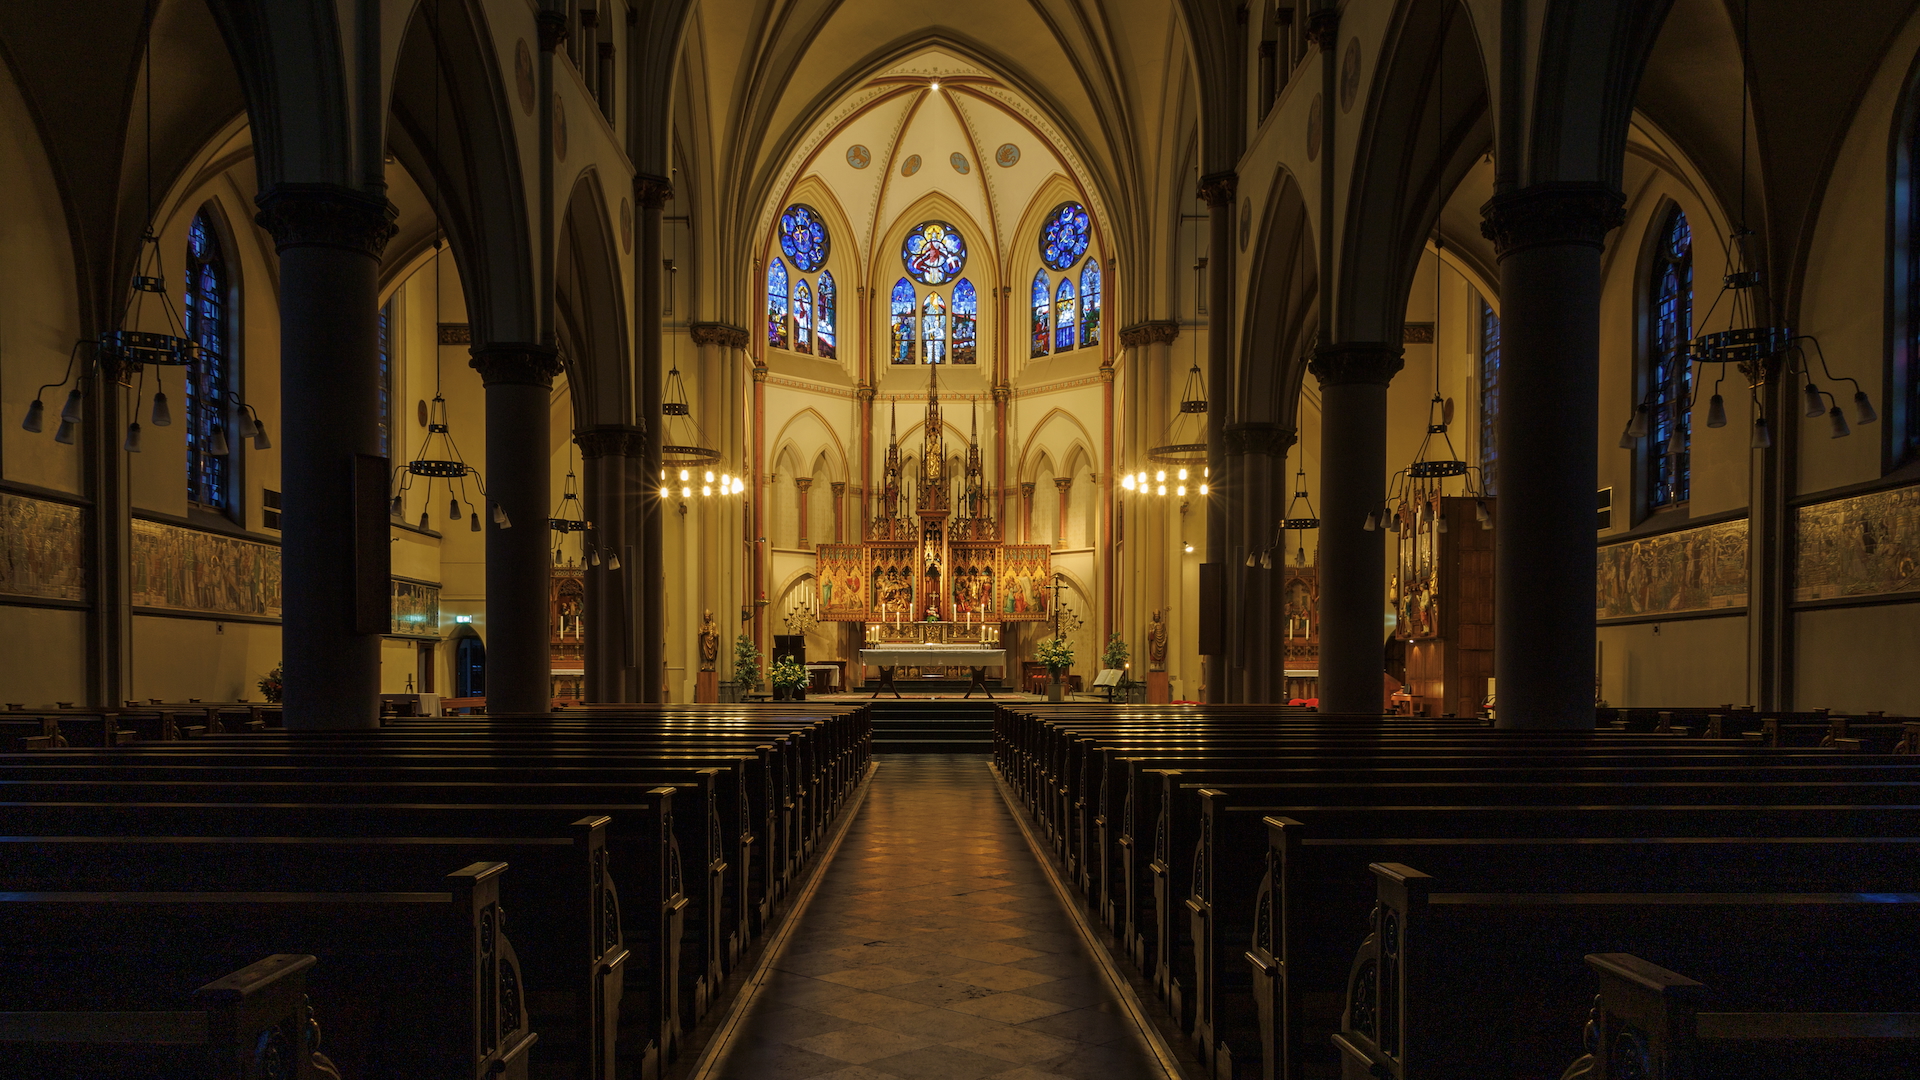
[778,204,830,272]
[1480,300,1500,496]
[1030,271,1051,358]
[1079,261,1101,348]
[184,211,230,511]
[902,221,967,285]
[1039,202,1091,271]
[890,279,917,364]
[377,299,393,459]
[767,258,790,350]
[793,279,813,354]
[1054,278,1077,352]
[817,272,837,360]
[952,280,978,364]
[922,293,948,365]
[1647,208,1693,509]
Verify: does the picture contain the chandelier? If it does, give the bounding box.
[391,389,497,531]
[656,361,743,499]
[549,458,617,568]
[1250,460,1321,568]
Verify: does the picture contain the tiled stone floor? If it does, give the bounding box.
[704,755,1167,1080]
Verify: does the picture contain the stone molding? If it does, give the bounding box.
[1198,172,1238,209]
[573,425,646,460]
[1401,322,1434,344]
[634,174,673,208]
[536,9,568,51]
[438,323,472,345]
[1119,320,1180,347]
[470,343,563,389]
[1224,421,1297,458]
[1308,342,1405,388]
[253,184,398,259]
[690,322,749,349]
[1480,182,1627,259]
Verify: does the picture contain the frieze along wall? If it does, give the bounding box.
[1596,518,1748,620]
[1794,486,1920,602]
[0,493,87,602]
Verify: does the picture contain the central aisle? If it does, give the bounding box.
[703,756,1171,1080]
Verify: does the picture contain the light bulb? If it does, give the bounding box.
[1183,542,1193,553]
[60,389,82,425]
[251,418,270,450]
[1156,484,1166,496]
[607,552,621,570]
[705,470,715,483]
[721,473,732,486]
[150,391,171,427]
[1155,470,1166,482]
[682,485,692,498]
[124,421,142,453]
[1855,391,1878,425]
[1123,475,1135,491]
[679,469,690,481]
[1828,405,1851,439]
[660,469,666,481]
[1751,416,1772,449]
[449,497,461,519]
[1706,393,1728,429]
[1176,485,1186,496]
[210,424,230,457]
[470,510,482,532]
[1363,511,1379,532]
[1198,483,1209,495]
[21,399,44,433]
[1177,468,1188,480]
[1803,381,1825,418]
[703,484,713,496]
[660,487,670,498]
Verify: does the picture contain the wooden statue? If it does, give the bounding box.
[698,609,720,671]
[1147,609,1168,671]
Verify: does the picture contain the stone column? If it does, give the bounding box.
[1481,183,1624,729]
[471,344,564,714]
[1198,172,1237,703]
[1227,422,1294,702]
[1021,482,1036,543]
[831,481,846,543]
[795,477,813,548]
[576,425,643,702]
[635,174,671,701]
[1309,344,1403,714]
[254,185,396,729]
[1053,476,1073,547]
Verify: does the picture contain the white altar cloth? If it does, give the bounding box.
[860,647,1007,668]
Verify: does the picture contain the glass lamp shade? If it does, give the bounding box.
[21,399,43,433]
[1706,394,1728,429]
[124,421,142,453]
[607,552,622,570]
[448,497,461,520]
[1436,514,1449,533]
[59,389,82,425]
[251,419,270,450]
[588,548,601,567]
[1625,403,1651,441]
[469,510,482,532]
[1751,416,1773,449]
[54,419,76,445]
[1855,391,1878,425]
[209,424,230,457]
[150,391,171,427]
[1828,405,1851,439]
[1803,382,1826,418]
[390,494,404,516]
[418,509,430,530]
[1362,511,1379,532]
[1244,552,1258,568]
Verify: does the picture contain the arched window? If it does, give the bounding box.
[1479,299,1501,495]
[767,258,790,350]
[952,279,978,364]
[1080,261,1101,348]
[922,293,948,364]
[793,279,813,354]
[817,272,837,359]
[183,210,231,511]
[378,298,394,460]
[1030,271,1051,358]
[1054,278,1077,352]
[1898,82,1920,465]
[1647,207,1693,510]
[890,279,917,364]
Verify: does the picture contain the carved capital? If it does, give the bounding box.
[1020,482,1037,498]
[1308,342,1405,388]
[795,477,813,493]
[1480,182,1627,259]
[1224,421,1296,458]
[574,424,646,460]
[1401,322,1434,344]
[1119,320,1180,348]
[634,173,673,208]
[438,323,472,345]
[1305,8,1340,50]
[253,184,397,259]
[830,481,846,497]
[1053,476,1073,493]
[470,343,563,389]
[991,386,1012,404]
[536,9,568,52]
[856,386,877,403]
[1258,39,1277,58]
[690,322,749,350]
[1198,171,1238,209]
[750,365,769,383]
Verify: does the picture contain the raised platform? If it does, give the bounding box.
[866,699,997,754]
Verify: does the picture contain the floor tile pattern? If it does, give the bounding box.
[706,756,1166,1080]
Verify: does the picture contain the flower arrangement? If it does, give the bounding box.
[1101,633,1130,673]
[1037,635,1075,675]
[257,664,284,703]
[733,634,763,692]
[771,656,808,693]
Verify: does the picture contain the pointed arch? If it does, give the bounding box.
[952,279,978,364]
[817,271,838,359]
[183,206,233,512]
[1079,261,1101,348]
[1054,277,1077,352]
[793,277,814,354]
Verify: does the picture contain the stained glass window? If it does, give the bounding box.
[184,211,230,511]
[1039,201,1091,271]
[1030,271,1051,358]
[923,293,948,365]
[1054,278,1077,352]
[890,279,917,364]
[952,279,978,364]
[778,204,830,272]
[1647,207,1693,509]
[378,299,393,460]
[793,279,813,354]
[817,272,837,360]
[1079,261,1101,348]
[1479,299,1500,496]
[902,221,967,285]
[767,258,789,350]
[1904,97,1920,465]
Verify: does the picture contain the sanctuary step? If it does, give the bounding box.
[869,699,997,754]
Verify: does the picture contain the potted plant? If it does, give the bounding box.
[1101,633,1134,704]
[771,656,808,701]
[733,634,763,699]
[257,664,284,704]
[1037,635,1075,702]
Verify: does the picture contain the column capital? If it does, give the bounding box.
[1053,476,1073,492]
[634,173,673,208]
[1020,481,1037,497]
[856,385,877,403]
[536,9,568,51]
[1224,421,1297,458]
[1197,172,1238,208]
[795,476,813,493]
[1119,320,1180,347]
[1306,8,1340,50]
[830,481,846,497]
[750,364,769,383]
[991,385,1013,405]
[1480,182,1627,259]
[690,322,749,349]
[574,424,646,460]
[470,343,563,389]
[1309,342,1404,388]
[253,184,397,259]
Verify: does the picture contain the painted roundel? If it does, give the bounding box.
[1039,201,1091,271]
[901,154,923,177]
[778,204,830,272]
[846,144,871,169]
[951,152,970,174]
[995,143,1020,168]
[901,221,968,286]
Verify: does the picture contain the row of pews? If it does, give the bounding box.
[992,704,1920,1080]
[0,703,872,1080]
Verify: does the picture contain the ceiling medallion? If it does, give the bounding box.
[951,152,970,174]
[901,154,922,177]
[846,144,871,169]
[996,143,1020,168]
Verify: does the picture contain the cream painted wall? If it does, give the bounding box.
[0,607,88,707]
[1795,605,1920,714]
[1595,616,1748,708]
[131,616,281,703]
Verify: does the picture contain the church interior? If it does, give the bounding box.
[2,0,1919,1078]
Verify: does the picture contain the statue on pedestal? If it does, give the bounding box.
[1147,609,1168,671]
[698,610,720,671]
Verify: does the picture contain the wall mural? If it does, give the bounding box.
[815,544,867,620]
[1794,486,1920,602]
[131,518,283,618]
[999,545,1053,621]
[391,580,442,637]
[1595,518,1748,619]
[0,493,87,602]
